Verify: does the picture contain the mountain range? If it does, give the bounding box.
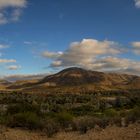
[1,67,140,92]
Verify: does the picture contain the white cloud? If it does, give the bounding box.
[131,41,140,54]
[0,0,27,25]
[134,0,140,8]
[91,57,140,72]
[24,41,33,45]
[43,39,123,67]
[0,59,16,63]
[42,38,140,75]
[0,0,26,8]
[0,44,9,49]
[132,42,140,48]
[51,60,62,67]
[42,51,63,59]
[7,65,21,70]
[0,13,7,24]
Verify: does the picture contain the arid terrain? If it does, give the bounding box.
[1,0,140,139]
[1,67,140,93]
[0,123,140,140]
[0,68,140,140]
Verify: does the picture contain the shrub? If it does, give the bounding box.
[126,106,140,123]
[72,117,98,134]
[110,116,122,127]
[0,115,6,125]
[6,112,43,129]
[96,117,109,129]
[70,105,95,116]
[104,108,118,117]
[55,112,73,128]
[43,119,59,137]
[7,103,40,115]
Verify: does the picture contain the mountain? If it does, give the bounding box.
[7,79,39,90]
[39,67,139,86]
[39,67,105,86]
[5,67,140,92]
[0,80,11,89]
[4,74,46,82]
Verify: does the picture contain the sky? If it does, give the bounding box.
[0,0,140,79]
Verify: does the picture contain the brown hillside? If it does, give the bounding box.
[6,67,140,92]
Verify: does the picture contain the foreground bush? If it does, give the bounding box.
[7,103,40,115]
[6,112,43,129]
[72,117,99,134]
[43,119,59,137]
[104,108,118,118]
[126,106,140,123]
[55,112,73,128]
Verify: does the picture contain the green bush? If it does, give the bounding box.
[70,105,95,116]
[6,112,43,129]
[96,117,109,129]
[55,112,73,128]
[7,103,40,115]
[0,115,6,124]
[43,119,59,137]
[104,108,118,117]
[126,106,140,123]
[72,117,98,134]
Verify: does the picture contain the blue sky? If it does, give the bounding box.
[0,0,140,78]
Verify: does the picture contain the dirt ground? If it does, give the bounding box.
[0,123,140,140]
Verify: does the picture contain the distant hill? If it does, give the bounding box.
[7,79,39,90]
[5,67,140,92]
[0,80,11,89]
[39,67,105,86]
[39,67,139,87]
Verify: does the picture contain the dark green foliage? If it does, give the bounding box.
[104,108,118,117]
[0,90,140,137]
[6,112,43,129]
[55,112,73,128]
[126,106,140,123]
[70,104,95,116]
[96,117,109,129]
[7,102,40,116]
[72,117,96,134]
[43,120,59,137]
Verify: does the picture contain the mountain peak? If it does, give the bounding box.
[39,67,105,86]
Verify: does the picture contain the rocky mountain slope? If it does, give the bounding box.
[3,67,140,92]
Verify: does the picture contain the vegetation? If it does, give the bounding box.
[0,90,140,137]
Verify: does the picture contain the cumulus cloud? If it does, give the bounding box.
[42,39,140,75]
[43,39,123,67]
[91,57,140,73]
[0,0,27,25]
[7,65,21,70]
[0,59,16,63]
[42,51,63,59]
[131,41,140,54]
[134,0,140,8]
[0,0,26,8]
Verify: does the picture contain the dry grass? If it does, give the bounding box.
[0,123,140,140]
